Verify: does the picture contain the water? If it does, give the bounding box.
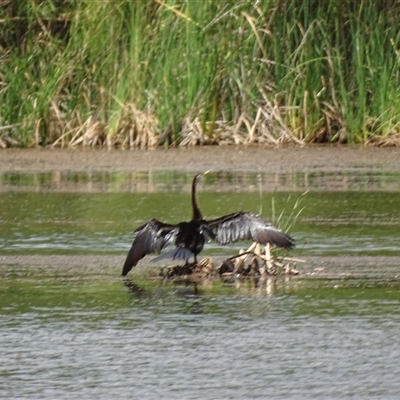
[2,265,400,399]
[1,170,400,399]
[2,262,400,399]
[1,172,400,256]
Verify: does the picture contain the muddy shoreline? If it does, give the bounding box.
[1,255,400,281]
[1,145,400,173]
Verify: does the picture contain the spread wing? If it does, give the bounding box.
[122,219,178,276]
[206,212,295,249]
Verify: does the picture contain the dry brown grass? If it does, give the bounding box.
[365,132,400,147]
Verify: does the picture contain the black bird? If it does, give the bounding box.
[122,172,294,276]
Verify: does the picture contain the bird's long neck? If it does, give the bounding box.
[191,176,202,221]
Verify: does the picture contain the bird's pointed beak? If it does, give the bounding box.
[203,169,212,176]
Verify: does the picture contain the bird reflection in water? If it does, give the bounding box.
[122,276,145,294]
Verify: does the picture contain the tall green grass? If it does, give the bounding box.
[1,0,400,147]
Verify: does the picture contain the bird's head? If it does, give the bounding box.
[194,169,212,184]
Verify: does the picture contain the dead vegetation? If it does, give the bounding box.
[40,99,308,149]
[148,243,305,287]
[12,92,397,149]
[365,133,400,147]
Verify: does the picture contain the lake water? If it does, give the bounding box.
[1,170,400,399]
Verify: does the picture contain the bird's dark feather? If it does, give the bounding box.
[122,219,178,276]
[152,246,193,262]
[207,212,295,249]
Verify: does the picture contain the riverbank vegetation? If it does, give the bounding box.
[1,0,400,148]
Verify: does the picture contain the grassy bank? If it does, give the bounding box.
[1,0,400,148]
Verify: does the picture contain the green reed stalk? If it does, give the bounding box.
[1,1,400,147]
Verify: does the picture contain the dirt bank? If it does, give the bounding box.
[1,145,400,173]
[1,255,400,281]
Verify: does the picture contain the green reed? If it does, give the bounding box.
[1,0,400,147]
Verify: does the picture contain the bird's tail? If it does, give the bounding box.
[152,247,193,263]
